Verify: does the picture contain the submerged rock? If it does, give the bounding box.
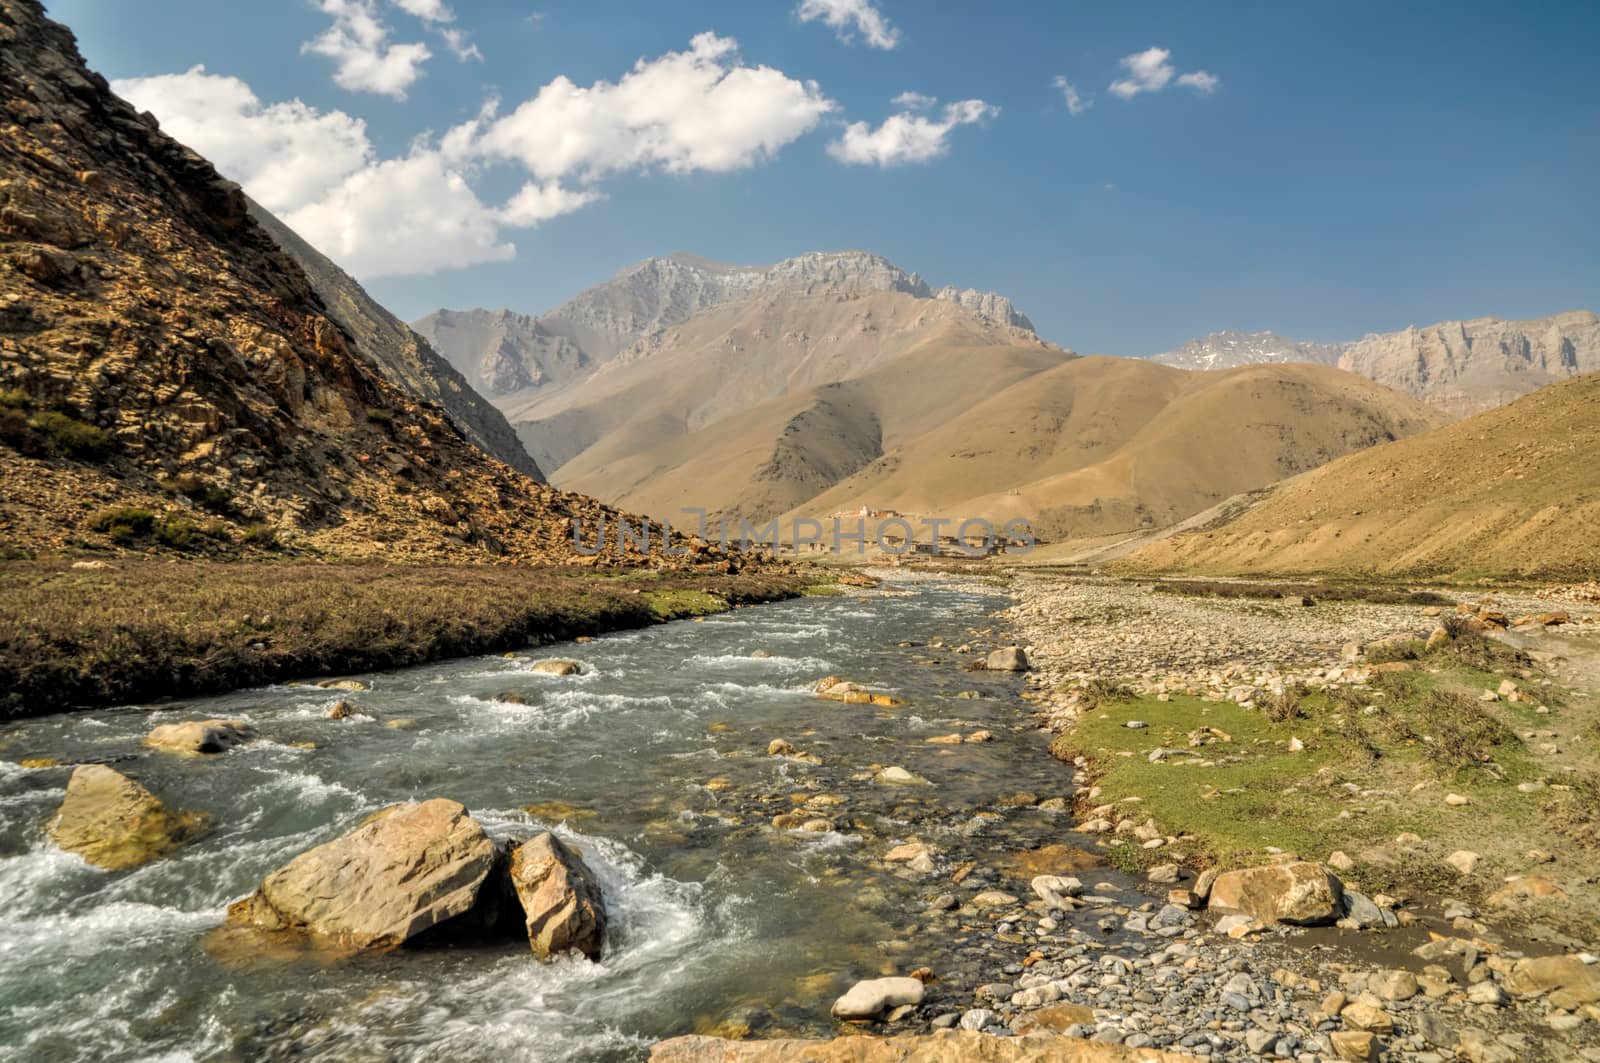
[144,718,257,755]
[508,831,607,961]
[48,764,207,870]
[226,798,498,948]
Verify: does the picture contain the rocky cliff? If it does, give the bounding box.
[1335,310,1599,416]
[0,0,680,564]
[415,250,1039,399]
[1151,314,1599,415]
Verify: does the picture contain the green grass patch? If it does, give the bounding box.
[642,588,728,621]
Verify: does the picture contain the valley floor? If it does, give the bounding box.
[0,560,813,719]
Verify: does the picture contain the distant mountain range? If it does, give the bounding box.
[1153,312,1600,416]
[413,251,1039,402]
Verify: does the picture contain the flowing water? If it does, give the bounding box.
[0,580,1091,1062]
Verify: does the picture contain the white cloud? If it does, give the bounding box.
[439,27,482,61]
[112,34,834,280]
[1052,75,1091,116]
[828,97,998,167]
[112,66,373,212]
[795,0,900,50]
[890,90,935,111]
[498,181,602,226]
[282,152,513,278]
[303,0,432,99]
[1109,46,1218,100]
[391,0,452,21]
[475,32,836,181]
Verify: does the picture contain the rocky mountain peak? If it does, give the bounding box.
[1152,330,1347,371]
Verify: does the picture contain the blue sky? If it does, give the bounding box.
[50,0,1600,354]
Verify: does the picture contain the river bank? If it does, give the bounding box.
[0,560,817,719]
[994,567,1600,1061]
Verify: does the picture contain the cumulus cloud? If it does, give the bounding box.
[113,34,834,279]
[1109,46,1218,100]
[475,32,836,181]
[1052,75,1091,116]
[391,0,451,20]
[283,152,514,278]
[828,97,998,167]
[303,0,432,99]
[113,66,373,211]
[890,90,935,111]
[795,0,900,50]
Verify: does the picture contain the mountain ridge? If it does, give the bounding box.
[413,250,1041,401]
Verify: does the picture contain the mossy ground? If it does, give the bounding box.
[1058,634,1598,923]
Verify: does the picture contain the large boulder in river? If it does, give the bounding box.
[145,719,257,755]
[1207,861,1345,926]
[226,798,498,948]
[985,646,1030,672]
[531,659,582,676]
[49,764,207,870]
[508,831,606,960]
[650,1031,1195,1061]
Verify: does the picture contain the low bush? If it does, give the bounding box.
[87,506,156,543]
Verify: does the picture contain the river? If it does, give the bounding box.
[0,578,1101,1061]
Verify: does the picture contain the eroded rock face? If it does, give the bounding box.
[508,831,606,960]
[1207,862,1345,926]
[48,764,206,870]
[144,719,257,755]
[226,798,498,948]
[649,1031,1194,1062]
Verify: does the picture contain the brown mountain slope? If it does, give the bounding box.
[0,0,671,565]
[511,290,1056,476]
[788,359,1447,539]
[245,198,542,479]
[1118,372,1600,579]
[556,335,1071,524]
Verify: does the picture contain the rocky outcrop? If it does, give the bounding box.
[508,831,607,960]
[48,764,206,869]
[649,1032,1196,1062]
[985,647,1031,672]
[1206,862,1345,926]
[144,718,257,755]
[414,251,1042,400]
[226,798,499,948]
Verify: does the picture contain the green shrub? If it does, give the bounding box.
[88,507,156,543]
[0,389,32,410]
[242,524,280,549]
[30,411,112,460]
[162,474,235,515]
[365,407,396,427]
[154,516,198,549]
[1424,689,1518,776]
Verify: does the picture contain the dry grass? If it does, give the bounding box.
[1149,579,1454,607]
[0,561,807,718]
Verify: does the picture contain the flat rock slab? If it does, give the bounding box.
[48,764,206,870]
[227,798,497,948]
[651,1031,1197,1061]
